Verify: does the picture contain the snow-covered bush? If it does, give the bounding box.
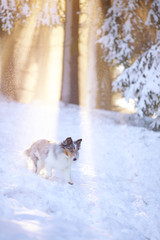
[113,42,160,121]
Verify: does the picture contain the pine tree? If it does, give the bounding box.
[98,0,154,67]
[113,42,160,119]
[98,0,160,128]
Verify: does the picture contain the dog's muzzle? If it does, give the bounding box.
[73,158,77,161]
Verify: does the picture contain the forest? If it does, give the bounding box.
[0,1,160,240]
[0,0,160,129]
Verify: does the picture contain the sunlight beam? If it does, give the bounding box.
[2,3,64,104]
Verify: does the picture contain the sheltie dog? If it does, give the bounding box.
[25,137,82,185]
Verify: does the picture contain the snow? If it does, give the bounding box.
[0,0,60,33]
[36,1,60,27]
[21,3,31,18]
[145,0,160,28]
[113,42,160,118]
[0,98,160,240]
[0,0,16,34]
[97,0,140,65]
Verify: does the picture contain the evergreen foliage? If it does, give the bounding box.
[99,0,160,127]
[0,0,62,34]
[113,42,160,119]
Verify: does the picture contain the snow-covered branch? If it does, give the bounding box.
[37,1,60,27]
[0,0,17,34]
[113,42,160,120]
[97,0,144,66]
[145,0,160,42]
[98,0,160,66]
[0,0,61,34]
[146,0,160,28]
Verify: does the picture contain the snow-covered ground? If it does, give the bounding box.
[0,98,160,240]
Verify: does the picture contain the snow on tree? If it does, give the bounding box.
[145,0,160,42]
[113,42,160,124]
[36,1,60,27]
[146,0,160,28]
[97,0,153,67]
[0,0,17,34]
[98,0,160,129]
[0,0,62,34]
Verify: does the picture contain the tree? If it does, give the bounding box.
[61,0,79,105]
[98,0,157,67]
[96,0,112,110]
[113,42,160,118]
[98,0,160,128]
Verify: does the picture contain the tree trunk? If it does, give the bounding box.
[61,0,79,105]
[96,0,112,110]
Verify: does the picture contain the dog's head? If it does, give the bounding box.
[61,137,82,160]
[61,137,75,158]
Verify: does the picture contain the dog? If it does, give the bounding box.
[25,137,82,185]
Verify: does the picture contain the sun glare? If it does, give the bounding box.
[1,0,105,110]
[2,3,64,104]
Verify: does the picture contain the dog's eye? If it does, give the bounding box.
[70,147,75,153]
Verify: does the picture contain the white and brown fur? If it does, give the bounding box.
[25,137,82,185]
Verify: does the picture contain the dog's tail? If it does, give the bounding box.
[24,148,30,157]
[24,148,38,173]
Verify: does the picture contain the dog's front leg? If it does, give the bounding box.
[36,159,42,174]
[62,167,73,185]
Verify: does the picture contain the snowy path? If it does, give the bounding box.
[0,100,160,240]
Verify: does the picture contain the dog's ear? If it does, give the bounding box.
[75,139,82,150]
[62,137,73,147]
